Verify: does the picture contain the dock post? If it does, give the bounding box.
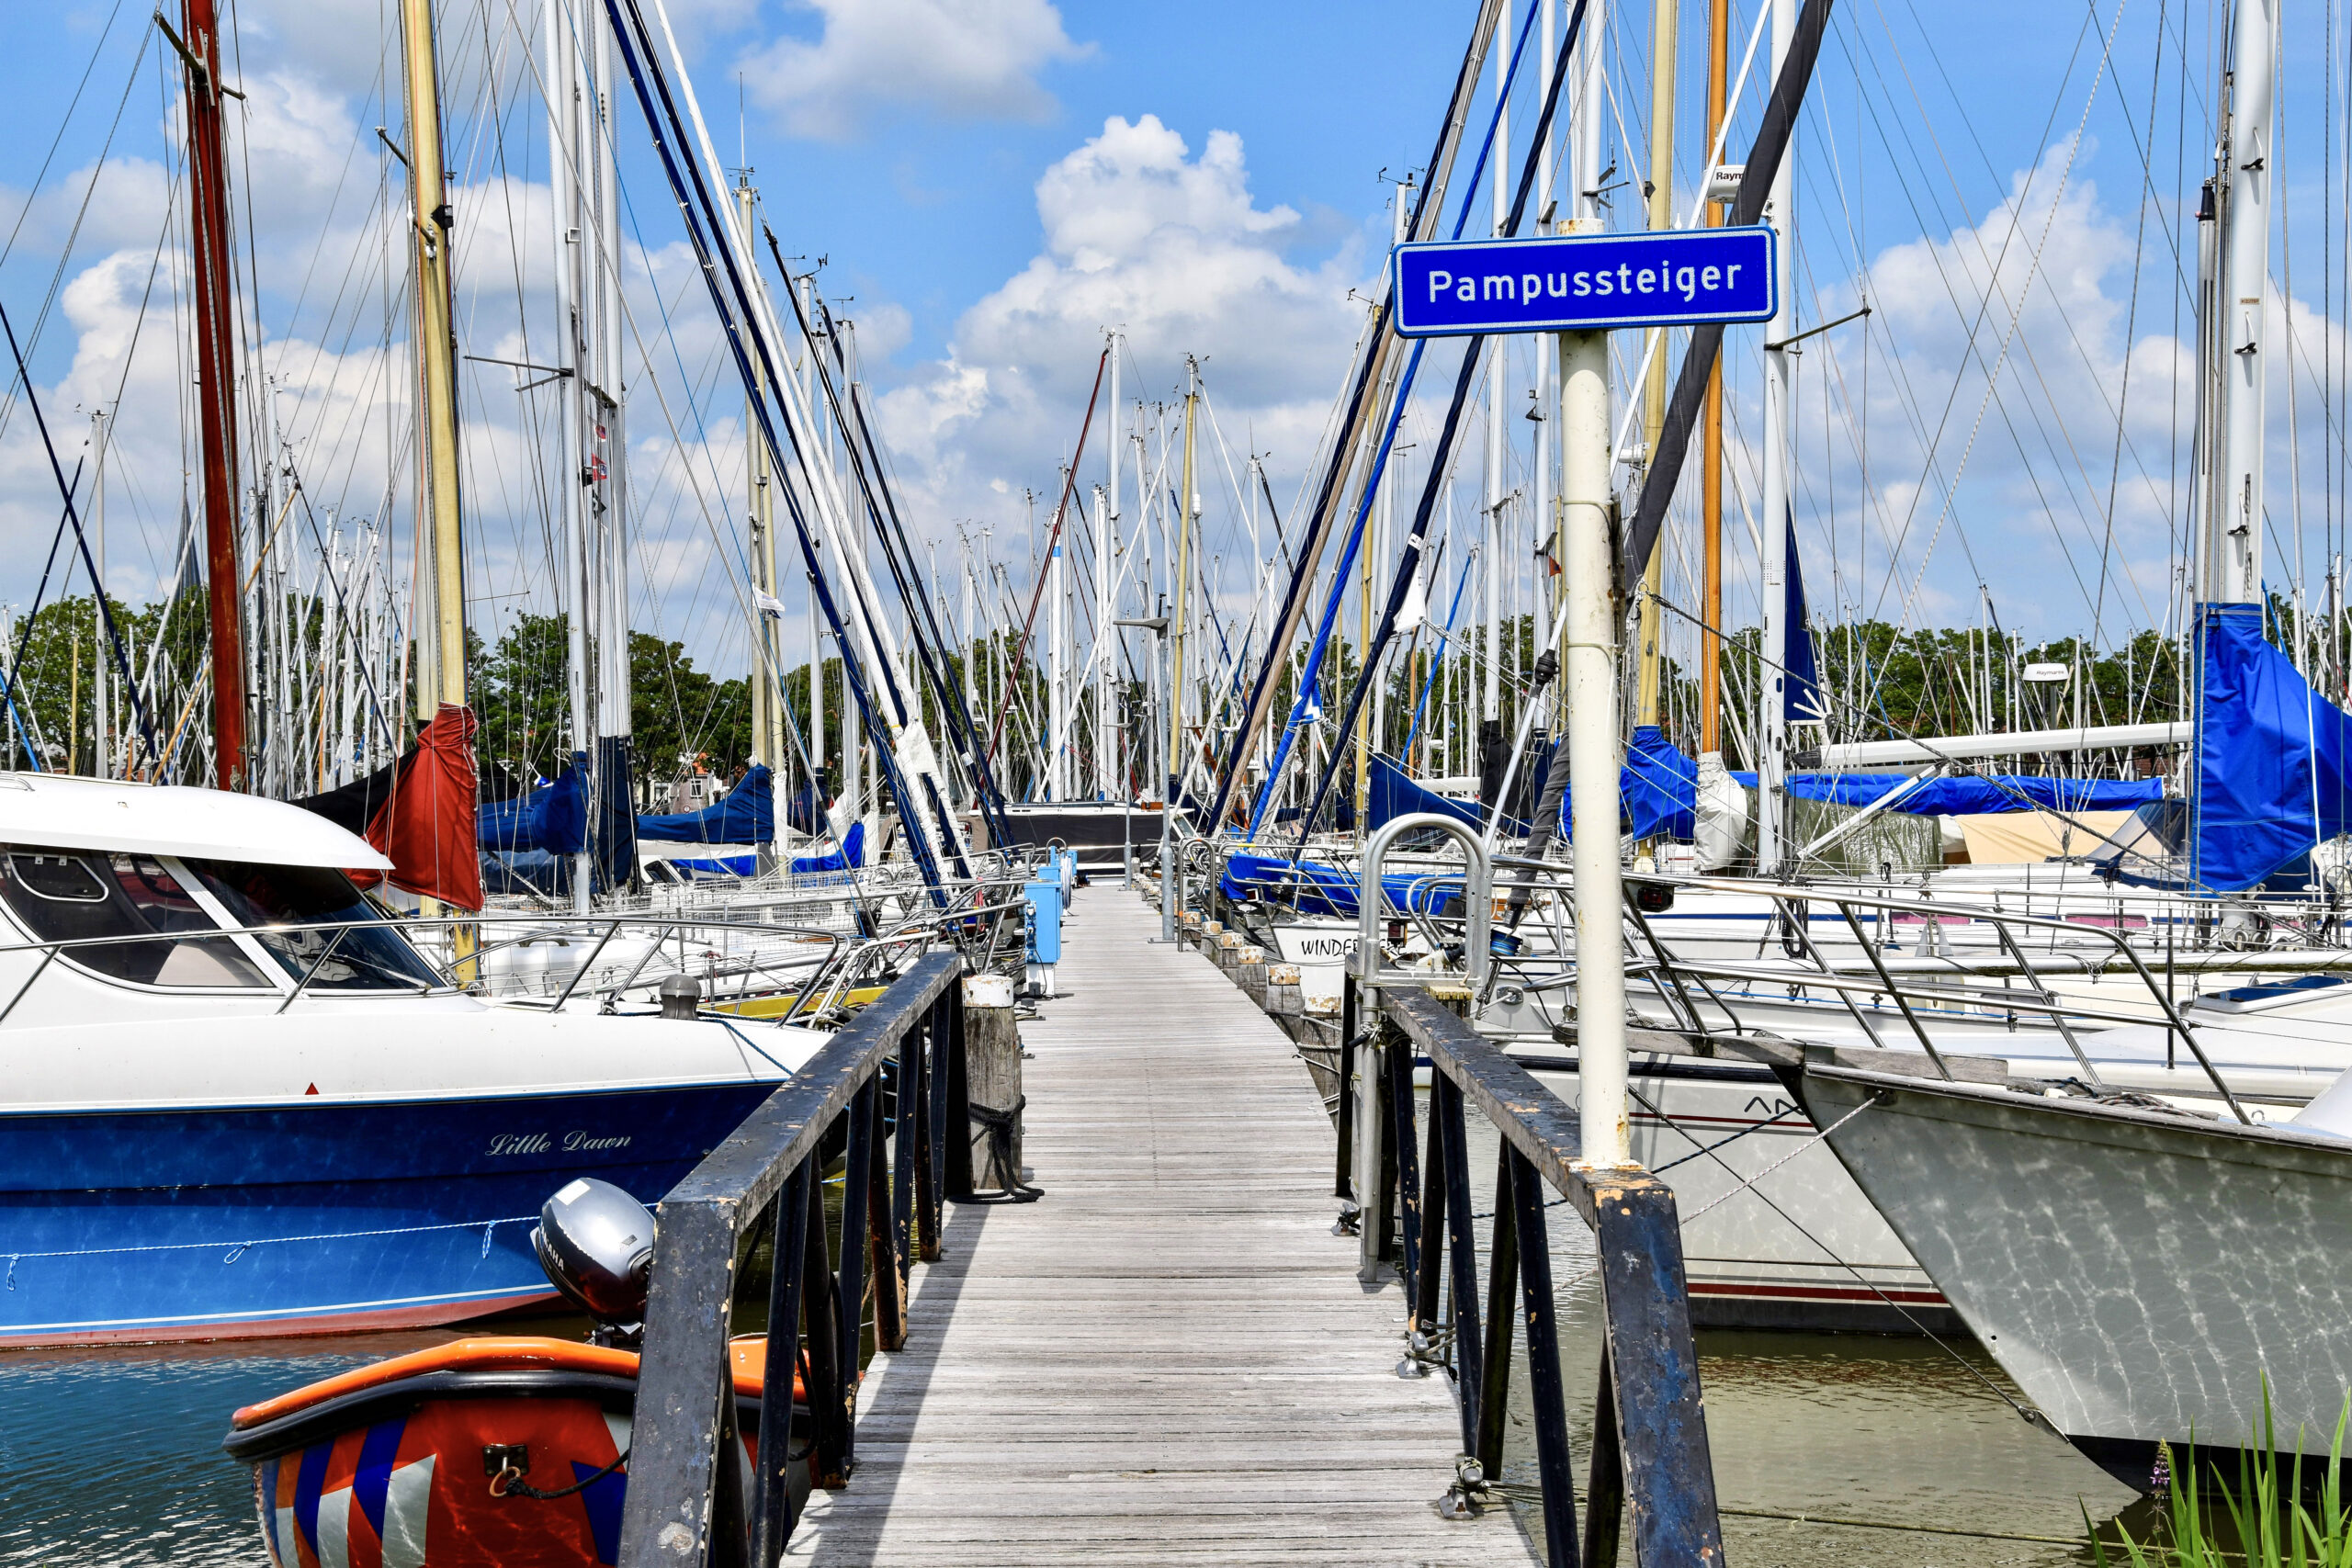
[1334,978,1358,1206]
[961,973,1025,1195]
[1353,1021,1387,1283]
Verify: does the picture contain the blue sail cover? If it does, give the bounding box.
[638,764,775,844]
[1781,772,2162,815]
[1219,852,1464,917]
[1368,741,1697,840]
[789,820,865,874]
[478,767,588,855]
[1623,728,1700,839]
[1367,733,2159,848]
[2193,602,2352,890]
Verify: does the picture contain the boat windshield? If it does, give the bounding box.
[0,848,270,987]
[181,861,441,992]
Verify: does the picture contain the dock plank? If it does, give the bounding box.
[790,886,1534,1563]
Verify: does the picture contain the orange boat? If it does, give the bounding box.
[221,1179,809,1568]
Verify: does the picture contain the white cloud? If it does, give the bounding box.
[737,0,1089,141]
[875,114,1367,538]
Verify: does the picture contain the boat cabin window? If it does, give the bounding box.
[182,860,440,991]
[0,849,269,987]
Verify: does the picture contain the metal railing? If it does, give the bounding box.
[616,949,970,1568]
[1336,959,1724,1565]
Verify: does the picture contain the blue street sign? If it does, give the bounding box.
[1392,226,1777,337]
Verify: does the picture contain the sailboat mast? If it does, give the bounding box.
[590,16,632,861]
[400,0,466,723]
[2200,0,2278,604]
[741,178,780,778]
[1698,0,1729,756]
[1756,0,1797,871]
[548,0,599,907]
[1171,365,1198,805]
[1100,332,1121,800]
[180,0,248,789]
[1484,6,1510,734]
[1633,0,1678,728]
[1048,468,1069,801]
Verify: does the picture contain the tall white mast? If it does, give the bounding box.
[592,12,630,835]
[1561,0,1626,1166]
[1757,0,1796,871]
[546,0,599,908]
[2200,0,2278,604]
[1484,4,1512,732]
[1100,332,1121,799]
[1048,470,1069,800]
[740,175,781,782]
[799,275,825,797]
[91,408,108,779]
[1093,482,1113,799]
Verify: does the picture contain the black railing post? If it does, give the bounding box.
[1584,1170,1724,1567]
[1386,1025,1424,1289]
[1373,1032,1399,1267]
[919,996,946,1258]
[1412,1082,1446,1334]
[1581,1346,1625,1568]
[712,1367,750,1568]
[838,1080,875,1469]
[750,1167,808,1566]
[1437,1077,1484,1457]
[943,979,975,1201]
[800,1145,848,1489]
[894,1011,925,1271]
[1510,1147,1582,1568]
[868,1080,906,1351]
[1476,1139,1518,1480]
[1336,976,1359,1201]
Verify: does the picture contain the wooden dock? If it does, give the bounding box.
[789,884,1536,1564]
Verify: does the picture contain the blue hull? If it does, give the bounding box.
[0,1082,775,1344]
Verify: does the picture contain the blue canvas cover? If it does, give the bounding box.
[2192,602,2352,890]
[1366,741,1699,840]
[1368,730,2156,847]
[1780,772,2162,815]
[789,820,865,874]
[477,767,588,855]
[637,764,775,844]
[1367,755,1493,834]
[1623,727,1700,839]
[1219,852,1463,917]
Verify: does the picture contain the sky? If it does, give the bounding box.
[2,0,2349,722]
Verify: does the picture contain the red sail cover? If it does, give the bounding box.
[368,704,484,911]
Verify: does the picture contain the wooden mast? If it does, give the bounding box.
[179,0,247,789]
[1698,0,1728,755]
[1634,0,1679,728]
[400,0,467,722]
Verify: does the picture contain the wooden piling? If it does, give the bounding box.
[1237,944,1268,1009]
[960,974,1024,1196]
[1266,961,1303,1019]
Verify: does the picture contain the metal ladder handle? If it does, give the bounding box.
[1356,814,1491,993]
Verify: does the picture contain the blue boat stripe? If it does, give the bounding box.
[355,1416,406,1538]
[293,1440,332,1552]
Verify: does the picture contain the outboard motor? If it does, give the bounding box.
[532,1177,656,1345]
